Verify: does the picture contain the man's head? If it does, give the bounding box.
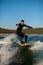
[20,20,24,25]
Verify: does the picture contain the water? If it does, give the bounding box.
[0,35,6,39]
[28,36,43,65]
[0,34,43,65]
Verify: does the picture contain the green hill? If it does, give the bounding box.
[22,28,43,34]
[0,27,43,34]
[0,28,16,34]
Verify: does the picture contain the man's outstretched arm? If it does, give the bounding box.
[24,24,33,28]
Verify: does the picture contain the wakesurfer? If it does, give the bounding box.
[16,20,33,44]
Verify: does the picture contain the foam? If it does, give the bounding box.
[0,34,21,45]
[30,41,43,65]
[0,34,43,65]
[0,34,20,65]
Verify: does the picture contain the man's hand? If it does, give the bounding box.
[16,24,19,28]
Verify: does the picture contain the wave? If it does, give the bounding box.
[0,34,21,45]
[30,41,43,65]
[30,41,43,50]
[0,34,43,65]
[0,45,19,65]
[0,34,21,65]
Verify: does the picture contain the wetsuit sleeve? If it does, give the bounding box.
[24,24,32,28]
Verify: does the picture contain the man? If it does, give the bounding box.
[16,20,33,44]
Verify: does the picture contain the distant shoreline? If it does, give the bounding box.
[0,34,43,36]
[0,28,43,34]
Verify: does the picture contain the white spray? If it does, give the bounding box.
[0,34,20,65]
[30,41,43,65]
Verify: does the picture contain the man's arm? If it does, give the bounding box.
[24,24,32,28]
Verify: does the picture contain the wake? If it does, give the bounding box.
[30,41,43,65]
[0,34,20,65]
[0,34,43,65]
[0,34,21,45]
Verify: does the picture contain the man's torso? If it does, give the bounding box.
[17,23,24,33]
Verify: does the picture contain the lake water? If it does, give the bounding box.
[0,34,43,65]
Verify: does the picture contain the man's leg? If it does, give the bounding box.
[17,32,24,44]
[20,32,28,43]
[24,35,28,43]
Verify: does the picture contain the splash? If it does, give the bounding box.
[0,34,21,45]
[0,34,43,65]
[0,34,21,65]
[0,45,18,65]
[30,41,43,65]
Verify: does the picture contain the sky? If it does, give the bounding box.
[0,0,43,30]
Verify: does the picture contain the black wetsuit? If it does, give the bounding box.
[16,23,32,43]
